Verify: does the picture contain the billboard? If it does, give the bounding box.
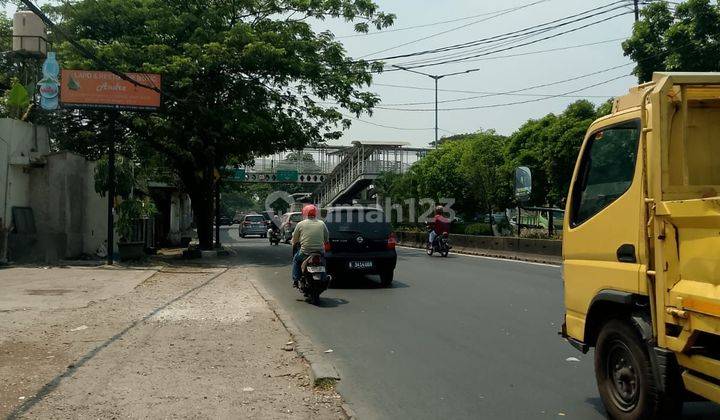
[514,166,532,203]
[60,70,161,111]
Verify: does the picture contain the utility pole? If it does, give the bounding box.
[215,180,221,249]
[633,0,639,22]
[106,113,117,265]
[392,65,480,148]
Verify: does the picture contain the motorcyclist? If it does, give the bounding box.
[427,205,451,247]
[291,205,329,288]
[269,214,281,232]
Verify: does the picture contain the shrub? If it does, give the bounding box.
[464,223,493,236]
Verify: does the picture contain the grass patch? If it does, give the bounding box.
[314,377,337,391]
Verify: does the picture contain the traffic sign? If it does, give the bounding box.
[276,170,298,182]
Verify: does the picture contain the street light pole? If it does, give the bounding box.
[434,76,438,148]
[392,65,480,148]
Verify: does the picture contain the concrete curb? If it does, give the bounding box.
[248,276,341,385]
[398,243,562,266]
[341,403,358,420]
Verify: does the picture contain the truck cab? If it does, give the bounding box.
[562,72,720,418]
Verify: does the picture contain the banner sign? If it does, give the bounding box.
[37,52,60,111]
[60,70,161,111]
[514,166,532,203]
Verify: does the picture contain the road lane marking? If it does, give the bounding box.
[397,245,561,268]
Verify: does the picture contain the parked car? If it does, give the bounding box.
[240,214,267,238]
[280,212,303,243]
[323,206,397,287]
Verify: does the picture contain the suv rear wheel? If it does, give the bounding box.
[595,319,682,419]
[380,271,394,288]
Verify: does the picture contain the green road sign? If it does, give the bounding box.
[276,170,298,182]
[233,168,246,180]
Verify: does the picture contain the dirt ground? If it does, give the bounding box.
[0,266,345,419]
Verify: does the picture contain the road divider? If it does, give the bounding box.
[395,231,562,265]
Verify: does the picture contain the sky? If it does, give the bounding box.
[5,0,646,148]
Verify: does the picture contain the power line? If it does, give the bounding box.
[341,112,455,133]
[358,0,548,59]
[375,74,632,112]
[335,3,551,39]
[374,62,633,105]
[382,10,632,71]
[369,1,628,63]
[396,37,625,67]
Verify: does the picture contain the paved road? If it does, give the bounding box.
[221,228,719,419]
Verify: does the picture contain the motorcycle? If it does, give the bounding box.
[426,230,451,257]
[293,244,330,304]
[268,227,280,245]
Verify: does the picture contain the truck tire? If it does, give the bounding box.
[595,319,682,420]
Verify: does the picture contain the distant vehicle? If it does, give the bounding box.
[481,212,509,225]
[280,212,303,244]
[324,206,397,287]
[233,211,245,225]
[261,211,274,225]
[240,214,266,238]
[218,215,233,226]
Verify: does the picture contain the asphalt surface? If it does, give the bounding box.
[220,227,720,419]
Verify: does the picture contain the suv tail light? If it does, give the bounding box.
[243,221,251,226]
[324,242,332,252]
[387,233,397,250]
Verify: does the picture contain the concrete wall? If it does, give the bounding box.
[82,160,109,256]
[396,231,562,257]
[0,118,50,231]
[23,152,108,261]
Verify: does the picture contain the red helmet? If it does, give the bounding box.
[302,204,317,219]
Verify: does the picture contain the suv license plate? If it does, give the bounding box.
[349,261,373,269]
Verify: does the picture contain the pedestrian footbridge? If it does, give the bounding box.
[315,141,429,207]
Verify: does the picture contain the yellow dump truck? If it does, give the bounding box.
[561,72,720,418]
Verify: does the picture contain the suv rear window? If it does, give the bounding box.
[325,209,391,236]
[245,215,264,222]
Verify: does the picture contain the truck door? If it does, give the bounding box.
[563,118,645,341]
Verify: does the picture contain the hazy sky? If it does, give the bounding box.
[5,1,645,147]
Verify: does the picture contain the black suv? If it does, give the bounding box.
[323,206,397,287]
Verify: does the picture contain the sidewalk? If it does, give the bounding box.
[0,265,345,419]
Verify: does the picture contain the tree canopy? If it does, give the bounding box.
[43,0,394,248]
[377,100,612,225]
[623,0,720,82]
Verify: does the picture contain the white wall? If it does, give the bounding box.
[0,118,49,231]
[82,160,111,255]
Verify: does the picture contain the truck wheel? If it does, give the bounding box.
[595,319,682,420]
[380,271,394,288]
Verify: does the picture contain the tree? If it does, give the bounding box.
[48,0,394,249]
[623,0,720,83]
[460,130,511,227]
[504,100,610,207]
